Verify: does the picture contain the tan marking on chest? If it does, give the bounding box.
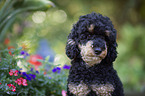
[68,82,91,96]
[91,83,114,96]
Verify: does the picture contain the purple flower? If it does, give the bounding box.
[20,50,29,58]
[29,74,36,79]
[30,68,33,72]
[36,71,39,74]
[21,72,36,81]
[52,67,61,73]
[63,65,71,70]
[20,50,25,55]
[26,75,32,81]
[26,53,29,56]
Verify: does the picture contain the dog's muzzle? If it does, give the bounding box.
[79,39,107,67]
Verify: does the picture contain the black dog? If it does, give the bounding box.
[65,12,124,96]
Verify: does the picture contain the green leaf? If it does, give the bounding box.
[13,0,55,11]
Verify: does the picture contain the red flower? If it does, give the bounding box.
[7,84,16,92]
[8,46,15,55]
[28,55,43,66]
[44,71,47,75]
[15,77,28,86]
[4,38,10,45]
[0,83,1,85]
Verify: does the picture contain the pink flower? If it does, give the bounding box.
[15,77,28,86]
[0,83,1,84]
[15,78,22,85]
[62,90,67,96]
[22,79,28,86]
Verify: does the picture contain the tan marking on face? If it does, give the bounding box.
[105,30,111,37]
[68,81,91,96]
[91,83,114,96]
[67,39,75,45]
[99,44,107,59]
[78,41,107,67]
[88,24,95,33]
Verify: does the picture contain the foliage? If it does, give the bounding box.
[0,0,54,42]
[114,23,145,91]
[0,47,69,95]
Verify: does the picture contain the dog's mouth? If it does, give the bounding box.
[79,40,107,67]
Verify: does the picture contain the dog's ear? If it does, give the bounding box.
[105,29,117,42]
[65,34,80,60]
[104,42,117,64]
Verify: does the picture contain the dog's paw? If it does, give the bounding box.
[68,81,90,96]
[91,83,114,96]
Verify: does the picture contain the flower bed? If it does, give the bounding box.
[0,47,69,95]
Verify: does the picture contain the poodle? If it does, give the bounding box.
[65,12,124,96]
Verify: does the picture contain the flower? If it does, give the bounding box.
[52,67,61,73]
[15,78,22,85]
[20,50,25,55]
[43,71,46,75]
[0,83,1,85]
[30,68,33,72]
[15,77,28,86]
[63,65,71,70]
[7,84,16,92]
[22,78,28,86]
[36,71,39,74]
[62,90,67,96]
[4,38,10,45]
[20,50,29,58]
[29,74,36,80]
[14,70,19,76]
[8,46,15,55]
[28,55,43,66]
[9,70,14,76]
[9,70,19,76]
[21,72,36,81]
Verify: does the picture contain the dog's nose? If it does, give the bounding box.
[94,48,102,55]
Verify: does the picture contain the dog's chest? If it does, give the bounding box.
[68,81,114,96]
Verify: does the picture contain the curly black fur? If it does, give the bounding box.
[66,12,124,96]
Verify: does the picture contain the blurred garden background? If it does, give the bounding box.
[0,0,145,96]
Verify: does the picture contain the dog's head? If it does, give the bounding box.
[66,12,117,66]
